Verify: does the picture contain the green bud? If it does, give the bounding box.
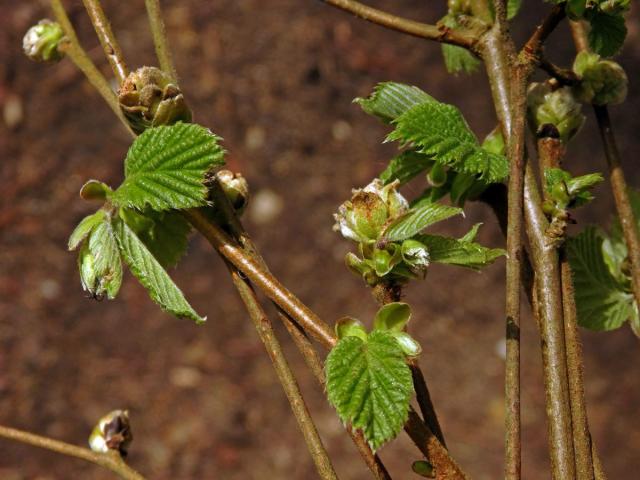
[333,179,409,243]
[335,317,368,341]
[401,239,430,271]
[573,52,628,106]
[23,20,65,63]
[373,247,396,277]
[412,460,435,478]
[216,170,250,214]
[597,0,630,15]
[374,302,412,332]
[481,127,505,155]
[550,180,571,208]
[80,180,112,202]
[118,66,192,134]
[88,409,133,456]
[527,82,585,143]
[427,163,448,187]
[392,331,422,357]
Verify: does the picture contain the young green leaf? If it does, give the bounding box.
[112,122,225,212]
[567,227,635,331]
[335,317,368,341]
[379,151,433,186]
[68,210,106,251]
[507,0,522,19]
[113,217,205,324]
[355,82,434,124]
[415,232,505,270]
[325,330,414,451]
[120,208,191,268]
[441,44,481,75]
[76,214,123,300]
[387,102,509,183]
[383,202,462,242]
[374,302,411,332]
[587,11,627,57]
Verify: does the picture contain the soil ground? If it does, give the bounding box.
[1,1,639,479]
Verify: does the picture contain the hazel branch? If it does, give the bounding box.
[0,425,145,480]
[81,0,128,84]
[144,0,177,81]
[225,264,339,480]
[318,0,481,51]
[49,0,133,136]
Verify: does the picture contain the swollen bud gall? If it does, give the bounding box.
[118,66,192,134]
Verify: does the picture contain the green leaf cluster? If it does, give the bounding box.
[326,303,420,451]
[554,0,629,56]
[567,227,638,334]
[68,122,225,323]
[335,178,504,286]
[358,82,508,209]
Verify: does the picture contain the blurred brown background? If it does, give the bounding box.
[1,1,639,479]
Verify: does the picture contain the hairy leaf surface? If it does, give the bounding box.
[113,218,205,324]
[388,102,509,182]
[567,227,635,331]
[113,123,225,211]
[325,331,413,451]
[383,203,462,242]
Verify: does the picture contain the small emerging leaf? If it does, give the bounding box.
[383,202,463,242]
[68,210,106,251]
[587,11,627,57]
[415,231,505,270]
[325,331,414,451]
[388,102,509,183]
[392,331,422,357]
[113,217,205,324]
[120,208,191,268]
[355,82,434,124]
[335,317,368,341]
[379,151,433,186]
[374,302,411,332]
[112,122,225,212]
[80,180,112,202]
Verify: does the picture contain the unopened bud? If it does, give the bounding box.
[118,66,192,134]
[217,170,249,213]
[23,20,65,63]
[89,409,133,456]
[527,82,585,143]
[573,52,627,106]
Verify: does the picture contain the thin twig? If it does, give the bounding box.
[185,209,337,348]
[482,7,579,477]
[0,425,146,480]
[481,23,524,480]
[593,105,640,323]
[185,208,466,478]
[281,315,392,480]
[561,258,596,480]
[144,0,177,81]
[226,265,339,480]
[208,180,391,480]
[372,283,447,448]
[538,135,596,480]
[519,5,566,72]
[49,0,133,136]
[82,0,128,84]
[523,164,576,479]
[318,0,481,51]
